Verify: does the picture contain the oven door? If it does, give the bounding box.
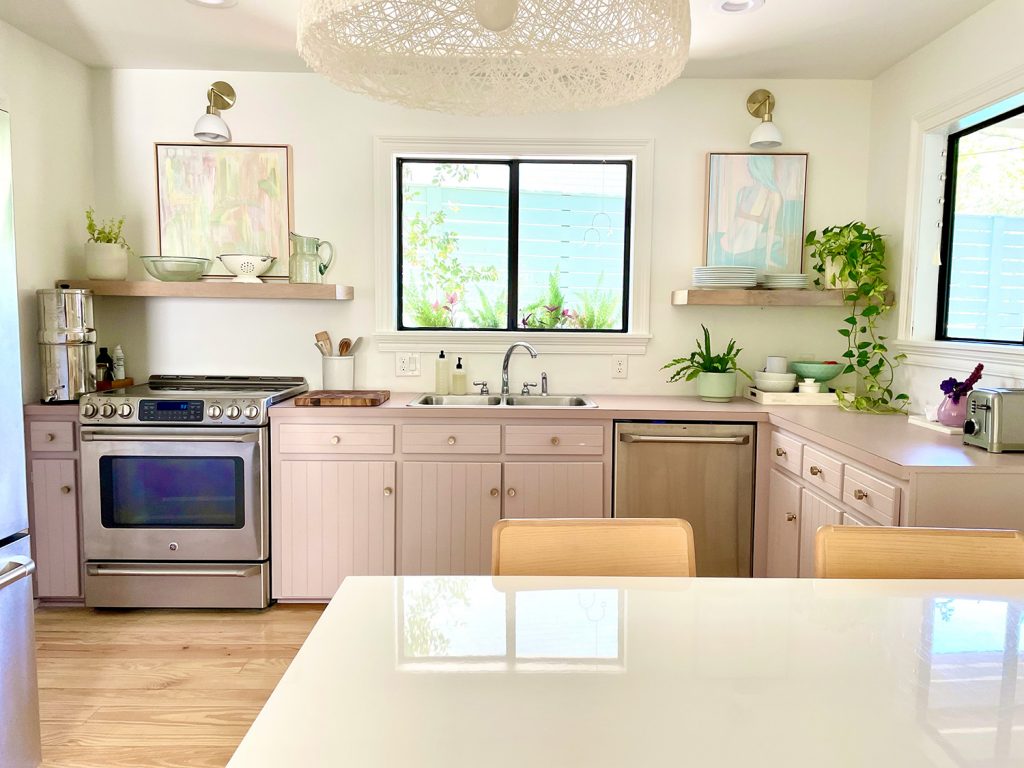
[80,426,267,562]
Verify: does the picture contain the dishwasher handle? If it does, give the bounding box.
[619,433,750,446]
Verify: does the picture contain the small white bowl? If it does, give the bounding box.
[755,371,798,382]
[218,253,276,283]
[754,380,797,393]
[754,372,797,393]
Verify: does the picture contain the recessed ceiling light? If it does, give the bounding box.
[187,0,238,8]
[714,0,765,13]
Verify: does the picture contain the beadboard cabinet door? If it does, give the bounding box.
[503,462,604,519]
[274,460,395,600]
[400,462,502,575]
[798,488,844,578]
[766,469,801,578]
[30,459,81,598]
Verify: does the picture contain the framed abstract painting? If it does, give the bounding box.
[155,143,293,278]
[703,152,808,273]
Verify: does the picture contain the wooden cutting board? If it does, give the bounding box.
[293,389,391,407]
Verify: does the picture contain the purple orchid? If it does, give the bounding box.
[940,363,984,404]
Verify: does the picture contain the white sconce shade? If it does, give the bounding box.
[746,88,782,148]
[193,81,236,143]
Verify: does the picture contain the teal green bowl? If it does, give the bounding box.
[790,361,845,383]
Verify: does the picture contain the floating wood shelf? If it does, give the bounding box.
[670,288,894,307]
[55,279,354,301]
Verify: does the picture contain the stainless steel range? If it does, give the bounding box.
[79,375,307,608]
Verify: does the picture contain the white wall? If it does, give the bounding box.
[869,0,1024,408]
[88,69,872,395]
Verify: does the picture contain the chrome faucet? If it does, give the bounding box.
[501,342,539,395]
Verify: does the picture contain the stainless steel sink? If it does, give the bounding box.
[407,393,597,408]
[408,394,503,407]
[504,395,597,408]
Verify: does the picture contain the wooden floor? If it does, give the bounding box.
[34,605,325,768]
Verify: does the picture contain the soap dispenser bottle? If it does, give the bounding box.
[451,357,467,395]
[435,350,450,395]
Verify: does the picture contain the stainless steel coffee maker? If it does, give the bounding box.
[37,288,96,402]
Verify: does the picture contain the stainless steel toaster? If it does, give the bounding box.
[963,388,1024,453]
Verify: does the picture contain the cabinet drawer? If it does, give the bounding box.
[842,464,899,525]
[401,425,501,455]
[841,511,876,527]
[29,421,75,453]
[505,425,604,455]
[801,447,843,500]
[278,424,394,454]
[770,431,802,474]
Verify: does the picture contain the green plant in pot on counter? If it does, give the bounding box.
[663,325,752,402]
[805,221,909,414]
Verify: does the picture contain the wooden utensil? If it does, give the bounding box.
[293,390,390,407]
[314,330,332,357]
[338,338,352,356]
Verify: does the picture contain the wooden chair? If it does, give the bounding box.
[814,525,1024,579]
[491,518,696,577]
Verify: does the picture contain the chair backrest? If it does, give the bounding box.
[491,518,696,577]
[814,525,1024,579]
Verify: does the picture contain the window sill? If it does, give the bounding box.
[374,330,651,355]
[895,339,1024,378]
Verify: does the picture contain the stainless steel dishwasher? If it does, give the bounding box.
[614,422,755,577]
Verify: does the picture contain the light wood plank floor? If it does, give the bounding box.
[35,605,324,768]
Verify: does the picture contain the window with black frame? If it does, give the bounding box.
[397,158,632,332]
[938,104,1024,345]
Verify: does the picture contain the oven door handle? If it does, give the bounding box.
[86,564,262,578]
[81,432,259,443]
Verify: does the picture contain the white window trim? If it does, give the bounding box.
[896,62,1024,371]
[372,135,653,355]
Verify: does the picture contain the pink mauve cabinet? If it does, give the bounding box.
[503,462,604,519]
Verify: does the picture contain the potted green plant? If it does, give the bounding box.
[662,325,752,402]
[84,207,133,280]
[805,221,909,414]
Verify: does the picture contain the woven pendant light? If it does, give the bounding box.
[297,0,691,116]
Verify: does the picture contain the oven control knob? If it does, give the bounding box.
[99,403,116,419]
[243,405,259,420]
[117,403,134,419]
[207,405,223,419]
[225,405,242,420]
[80,402,98,418]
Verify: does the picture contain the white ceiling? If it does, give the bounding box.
[0,0,995,79]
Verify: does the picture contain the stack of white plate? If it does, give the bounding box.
[692,266,758,289]
[760,273,809,290]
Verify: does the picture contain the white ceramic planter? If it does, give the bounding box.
[85,241,128,281]
[698,371,737,402]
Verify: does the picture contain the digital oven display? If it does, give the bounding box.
[138,399,204,422]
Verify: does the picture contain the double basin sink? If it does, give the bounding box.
[408,394,597,408]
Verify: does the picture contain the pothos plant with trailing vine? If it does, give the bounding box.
[806,221,909,414]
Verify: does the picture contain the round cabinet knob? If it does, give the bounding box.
[207,405,223,419]
[99,403,116,419]
[383,487,393,497]
[117,403,134,418]
[785,513,797,522]
[490,488,499,497]
[45,432,56,442]
[809,465,822,477]
[225,405,242,420]
[81,402,98,418]
[330,435,341,445]
[507,488,517,498]
[964,419,978,435]
[243,405,259,419]
[60,485,72,495]
[853,489,869,501]
[169,542,178,551]
[550,436,560,446]
[775,447,786,457]
[447,436,457,445]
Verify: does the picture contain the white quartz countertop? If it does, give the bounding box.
[229,575,1024,768]
[271,392,1024,475]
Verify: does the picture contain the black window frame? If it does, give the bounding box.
[936,102,1024,346]
[396,156,633,333]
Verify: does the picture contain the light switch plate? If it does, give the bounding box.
[396,352,420,377]
[612,355,628,379]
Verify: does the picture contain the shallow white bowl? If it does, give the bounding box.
[755,371,798,382]
[140,255,210,282]
[218,253,276,283]
[753,379,797,393]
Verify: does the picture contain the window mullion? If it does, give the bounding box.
[507,160,520,331]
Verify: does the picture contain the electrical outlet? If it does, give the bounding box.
[396,352,420,377]
[612,355,628,379]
